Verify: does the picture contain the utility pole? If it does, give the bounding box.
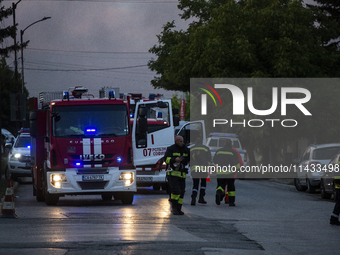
[12,0,21,92]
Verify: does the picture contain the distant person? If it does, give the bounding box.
[190,137,211,205]
[164,135,189,215]
[213,138,240,206]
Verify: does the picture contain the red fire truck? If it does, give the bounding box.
[30,87,180,205]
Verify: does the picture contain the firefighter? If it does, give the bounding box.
[213,138,240,206]
[225,148,243,204]
[164,135,190,215]
[330,174,340,225]
[190,137,212,205]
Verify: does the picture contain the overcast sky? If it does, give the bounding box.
[1,0,316,100]
[1,0,189,99]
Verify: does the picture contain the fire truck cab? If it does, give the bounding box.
[30,87,138,205]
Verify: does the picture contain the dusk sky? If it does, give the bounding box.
[1,0,316,100]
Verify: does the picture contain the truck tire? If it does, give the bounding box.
[120,193,134,205]
[35,187,45,202]
[43,172,59,205]
[101,194,112,201]
[294,178,307,191]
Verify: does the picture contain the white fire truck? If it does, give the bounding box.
[127,93,206,192]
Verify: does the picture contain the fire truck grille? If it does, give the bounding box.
[77,181,108,190]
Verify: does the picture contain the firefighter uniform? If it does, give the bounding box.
[213,139,240,206]
[190,140,212,205]
[164,136,189,215]
[330,173,340,225]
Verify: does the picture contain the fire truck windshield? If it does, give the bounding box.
[52,105,129,138]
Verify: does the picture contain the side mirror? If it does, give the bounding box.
[138,107,147,117]
[30,111,38,138]
[5,142,12,149]
[172,107,179,115]
[173,116,180,127]
[156,101,168,108]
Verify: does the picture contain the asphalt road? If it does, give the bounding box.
[0,177,339,255]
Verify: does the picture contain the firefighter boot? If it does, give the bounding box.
[330,215,340,225]
[172,200,183,215]
[198,190,207,204]
[177,204,185,215]
[191,192,197,206]
[229,193,235,206]
[215,189,223,205]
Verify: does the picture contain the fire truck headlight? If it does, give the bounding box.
[119,172,134,185]
[51,174,67,188]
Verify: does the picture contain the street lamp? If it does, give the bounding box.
[20,17,51,93]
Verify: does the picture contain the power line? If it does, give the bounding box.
[26,47,152,54]
[25,64,148,71]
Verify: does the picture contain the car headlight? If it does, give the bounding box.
[9,153,21,161]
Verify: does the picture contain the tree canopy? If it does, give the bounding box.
[148,0,340,92]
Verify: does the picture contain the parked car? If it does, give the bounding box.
[6,130,31,181]
[320,152,340,200]
[206,133,247,166]
[294,143,340,193]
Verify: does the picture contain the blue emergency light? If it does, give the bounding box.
[130,113,135,118]
[149,93,155,99]
[117,157,122,163]
[157,112,162,118]
[109,90,115,99]
[85,128,97,135]
[75,162,81,166]
[63,91,69,100]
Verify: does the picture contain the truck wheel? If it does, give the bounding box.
[36,189,45,202]
[320,181,331,199]
[43,173,59,205]
[120,193,134,205]
[101,194,112,201]
[153,184,161,191]
[294,178,307,191]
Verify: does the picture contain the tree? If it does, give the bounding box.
[149,0,339,91]
[1,1,28,132]
[149,0,340,165]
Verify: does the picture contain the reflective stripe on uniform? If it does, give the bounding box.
[170,171,186,178]
[228,191,235,197]
[216,186,224,192]
[178,198,183,205]
[165,157,172,164]
[171,194,180,200]
[192,147,209,152]
[216,151,233,156]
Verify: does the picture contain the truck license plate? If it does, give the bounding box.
[82,175,104,181]
[136,177,153,182]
